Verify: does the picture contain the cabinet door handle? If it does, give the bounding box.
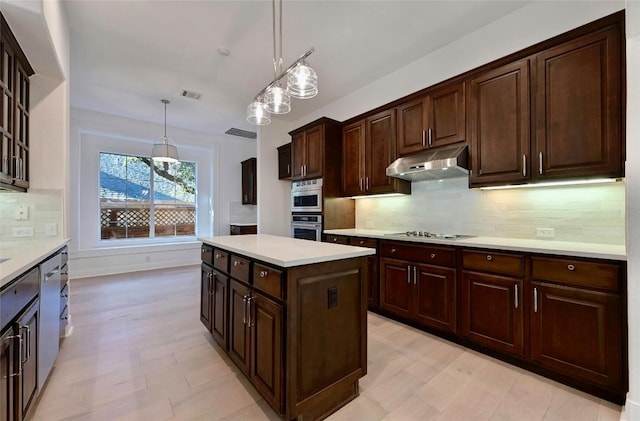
[287,164,290,174]
[391,248,396,253]
[359,240,364,245]
[422,130,426,147]
[259,270,268,278]
[210,273,216,296]
[534,287,538,313]
[365,177,370,191]
[413,266,417,285]
[20,325,30,364]
[567,264,575,271]
[428,128,432,146]
[247,296,254,328]
[430,253,436,259]
[242,294,249,324]
[514,284,519,309]
[486,255,493,261]
[407,265,411,284]
[5,335,22,377]
[359,177,363,191]
[522,154,527,177]
[539,152,543,175]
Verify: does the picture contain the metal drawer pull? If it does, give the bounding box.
[234,260,240,267]
[333,238,338,242]
[247,296,254,328]
[422,130,426,147]
[201,247,206,253]
[486,255,493,261]
[359,240,364,245]
[215,253,222,259]
[259,270,268,278]
[413,266,417,285]
[522,154,527,177]
[359,177,363,191]
[407,265,411,284]
[366,177,370,191]
[514,285,518,309]
[242,294,249,324]
[5,335,22,377]
[428,128,433,146]
[20,325,30,363]
[430,253,436,259]
[567,264,575,271]
[391,248,396,253]
[539,152,543,175]
[534,288,538,312]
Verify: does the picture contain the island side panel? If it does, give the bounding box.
[285,256,368,420]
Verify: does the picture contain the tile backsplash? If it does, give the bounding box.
[229,201,257,224]
[0,190,64,242]
[356,178,625,245]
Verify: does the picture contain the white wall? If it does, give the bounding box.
[69,108,256,277]
[624,0,640,418]
[256,118,292,236]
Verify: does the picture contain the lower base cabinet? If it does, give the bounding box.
[200,264,228,350]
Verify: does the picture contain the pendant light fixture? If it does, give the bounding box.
[246,0,318,125]
[152,99,179,162]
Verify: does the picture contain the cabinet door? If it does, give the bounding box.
[1,329,16,421]
[428,83,465,148]
[367,255,379,310]
[291,131,305,180]
[249,292,283,413]
[228,280,251,374]
[277,143,291,179]
[16,301,38,419]
[304,124,323,179]
[241,158,256,205]
[469,60,530,186]
[461,271,524,357]
[379,257,412,319]
[200,264,212,331]
[341,120,364,196]
[0,39,14,185]
[365,109,397,194]
[530,282,623,390]
[397,97,427,156]
[534,26,622,179]
[211,270,228,350]
[414,264,456,334]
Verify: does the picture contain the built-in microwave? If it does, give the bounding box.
[290,214,322,242]
[291,178,322,213]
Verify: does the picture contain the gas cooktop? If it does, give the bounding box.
[386,231,476,240]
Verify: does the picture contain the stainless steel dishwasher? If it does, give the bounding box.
[39,251,62,390]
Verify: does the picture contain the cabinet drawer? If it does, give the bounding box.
[230,255,251,283]
[201,244,213,266]
[213,249,229,273]
[253,263,283,300]
[462,250,524,277]
[380,241,455,267]
[531,257,620,291]
[325,235,349,245]
[1,267,40,330]
[349,237,377,249]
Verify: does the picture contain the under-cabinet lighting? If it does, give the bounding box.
[350,193,407,199]
[479,178,620,191]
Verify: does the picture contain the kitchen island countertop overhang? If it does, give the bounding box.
[198,234,375,267]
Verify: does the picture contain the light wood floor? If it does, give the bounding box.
[31,266,621,421]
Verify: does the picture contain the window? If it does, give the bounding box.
[99,152,196,240]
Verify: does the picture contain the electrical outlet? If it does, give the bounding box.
[12,227,34,237]
[366,221,374,228]
[45,223,57,237]
[14,205,29,221]
[536,227,555,238]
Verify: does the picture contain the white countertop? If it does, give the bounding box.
[229,222,257,226]
[199,234,375,268]
[324,229,626,261]
[0,239,70,289]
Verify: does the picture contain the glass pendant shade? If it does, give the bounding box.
[287,63,318,99]
[246,100,271,125]
[264,84,291,114]
[152,136,179,162]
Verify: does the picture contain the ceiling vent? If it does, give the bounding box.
[225,128,257,139]
[179,89,203,100]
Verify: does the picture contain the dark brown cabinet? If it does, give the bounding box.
[469,60,531,187]
[380,242,456,334]
[0,13,34,191]
[229,279,251,374]
[341,110,410,197]
[348,237,379,310]
[396,82,465,156]
[241,158,256,205]
[277,143,291,179]
[16,301,37,419]
[534,25,622,180]
[230,224,257,235]
[291,124,322,181]
[530,256,624,394]
[461,250,525,357]
[200,264,213,331]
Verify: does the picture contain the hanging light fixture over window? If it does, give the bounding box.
[246,0,318,125]
[152,99,179,162]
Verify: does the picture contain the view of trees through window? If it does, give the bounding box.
[99,153,196,240]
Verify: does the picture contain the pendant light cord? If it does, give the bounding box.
[164,101,167,138]
[272,0,283,79]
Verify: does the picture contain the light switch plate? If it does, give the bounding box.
[536,227,555,238]
[14,204,29,220]
[12,227,34,237]
[45,223,57,237]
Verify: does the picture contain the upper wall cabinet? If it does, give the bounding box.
[241,158,256,205]
[469,15,624,187]
[396,82,465,156]
[277,143,291,180]
[469,60,531,187]
[342,109,410,197]
[290,118,341,183]
[534,25,622,180]
[0,13,34,192]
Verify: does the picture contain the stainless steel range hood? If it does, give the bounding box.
[386,145,469,181]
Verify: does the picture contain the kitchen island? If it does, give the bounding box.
[198,235,375,420]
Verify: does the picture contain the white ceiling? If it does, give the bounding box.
[64,0,530,138]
